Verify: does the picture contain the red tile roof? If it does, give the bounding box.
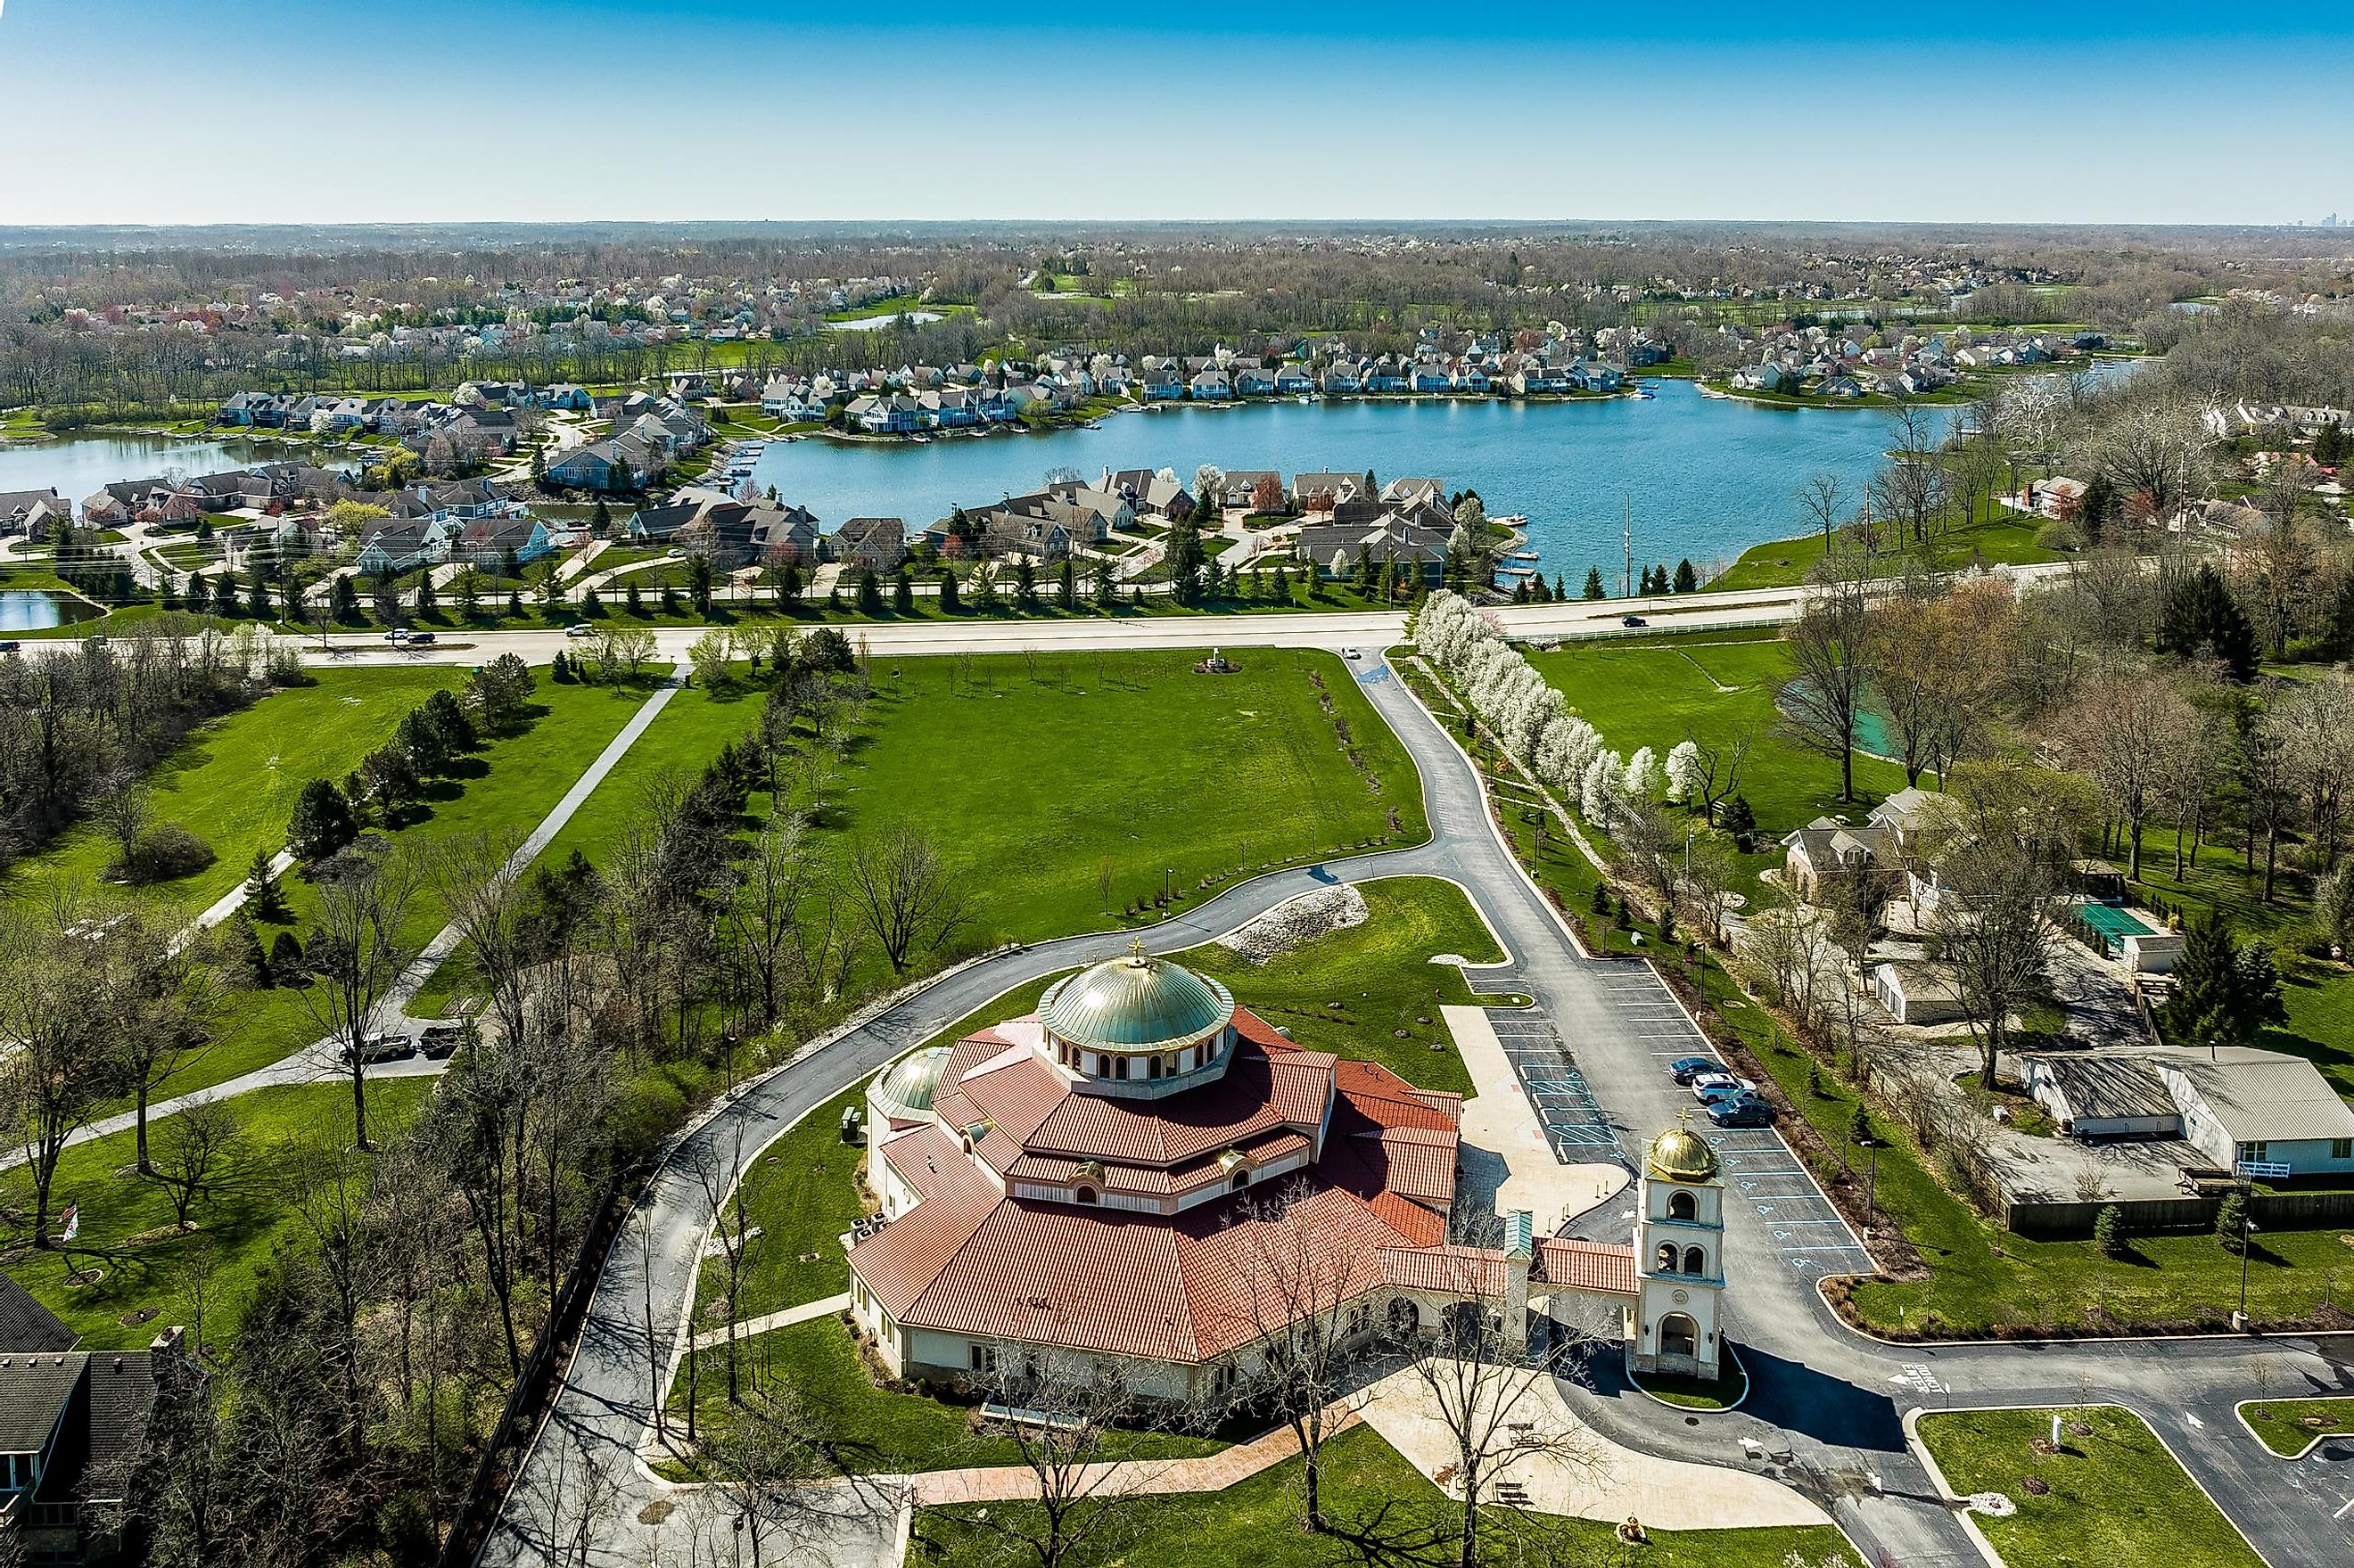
[1534,1237,1639,1297]
[1379,1244,1510,1298]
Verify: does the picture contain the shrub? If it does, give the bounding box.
[2094,1203,2127,1258]
[2216,1190,2250,1252]
[117,823,215,884]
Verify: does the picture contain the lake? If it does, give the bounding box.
[747,380,1927,579]
[0,589,97,631]
[0,431,336,504]
[830,310,943,332]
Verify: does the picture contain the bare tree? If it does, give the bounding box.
[1676,726,1749,825]
[693,1359,900,1568]
[843,827,972,973]
[1795,472,1845,552]
[286,1134,378,1457]
[2056,668,2189,880]
[297,841,423,1150]
[104,907,223,1173]
[1780,554,1876,802]
[1867,399,1947,547]
[680,1121,753,1410]
[2273,673,2354,872]
[150,1097,242,1230]
[944,1354,1188,1568]
[725,814,818,1028]
[1922,779,2074,1089]
[0,893,128,1247]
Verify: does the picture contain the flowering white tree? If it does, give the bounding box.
[1622,746,1659,801]
[1665,740,1703,805]
[1581,750,1625,827]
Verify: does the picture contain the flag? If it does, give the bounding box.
[57,1203,78,1243]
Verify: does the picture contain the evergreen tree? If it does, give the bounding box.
[230,915,269,989]
[2165,915,2246,1052]
[332,575,361,622]
[626,581,646,617]
[2216,1189,2251,1253]
[268,930,305,987]
[414,571,437,617]
[287,777,357,863]
[1552,574,1566,601]
[1582,565,1607,600]
[1271,563,1291,603]
[507,589,525,619]
[856,570,885,615]
[1673,558,1699,593]
[1057,558,1077,610]
[1721,793,1758,852]
[937,570,961,612]
[893,570,915,613]
[247,564,274,620]
[244,848,291,924]
[2155,565,2258,681]
[211,573,241,619]
[1015,559,1038,607]
[2235,941,2288,1033]
[551,650,574,682]
[593,497,612,534]
[2094,1203,2127,1258]
[1093,556,1117,608]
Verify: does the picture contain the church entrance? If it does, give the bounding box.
[1657,1312,1699,1374]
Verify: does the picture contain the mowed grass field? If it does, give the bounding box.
[1917,1407,2264,1568]
[531,649,1421,952]
[703,876,1502,1326]
[3,1079,433,1351]
[1528,630,1907,890]
[2,666,462,914]
[151,671,655,1101]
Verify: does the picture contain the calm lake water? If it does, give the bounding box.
[0,431,337,503]
[0,589,95,631]
[747,380,1929,579]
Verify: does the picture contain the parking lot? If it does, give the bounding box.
[1480,1003,1626,1167]
[1706,1126,1877,1278]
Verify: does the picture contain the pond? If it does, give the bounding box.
[0,431,342,505]
[748,380,1935,580]
[0,588,99,631]
[829,310,943,332]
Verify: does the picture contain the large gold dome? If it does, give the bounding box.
[1647,1123,1718,1182]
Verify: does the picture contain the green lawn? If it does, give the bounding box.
[1528,630,1909,894]
[1,1079,432,1351]
[1917,1407,2263,1568]
[708,876,1499,1326]
[1709,501,2057,593]
[152,673,654,1101]
[917,1423,1856,1568]
[2,667,462,915]
[2239,1395,2354,1456]
[663,1316,1222,1480]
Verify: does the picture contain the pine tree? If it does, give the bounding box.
[1058,558,1077,610]
[1582,566,1606,601]
[507,589,525,619]
[937,570,961,613]
[2094,1203,2127,1258]
[856,570,885,615]
[1674,558,1699,593]
[626,581,646,617]
[2155,565,2257,682]
[244,848,291,924]
[1552,574,1566,601]
[287,777,357,863]
[268,930,305,987]
[2216,1189,2250,1253]
[893,570,915,613]
[2165,915,2244,1052]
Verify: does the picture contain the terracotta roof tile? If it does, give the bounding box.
[1535,1237,1639,1296]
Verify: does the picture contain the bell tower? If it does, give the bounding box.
[1630,1113,1724,1380]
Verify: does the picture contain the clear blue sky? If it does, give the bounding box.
[4,1,2346,226]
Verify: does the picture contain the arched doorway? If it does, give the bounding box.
[1387,1297,1421,1339]
[1658,1313,1700,1372]
[1440,1301,1486,1350]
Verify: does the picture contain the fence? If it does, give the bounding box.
[2005,1187,2354,1239]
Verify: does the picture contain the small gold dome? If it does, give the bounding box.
[1647,1121,1718,1182]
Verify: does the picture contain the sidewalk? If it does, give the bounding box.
[689,1291,850,1352]
[1444,1005,1628,1232]
[906,1410,1349,1506]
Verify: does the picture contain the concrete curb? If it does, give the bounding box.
[2230,1396,2354,1463]
[1629,1343,1753,1416]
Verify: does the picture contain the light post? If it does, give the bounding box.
[2237,1209,2259,1321]
[1858,1136,1881,1226]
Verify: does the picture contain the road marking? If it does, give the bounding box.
[1892,1365,1949,1395]
[2185,1413,2203,1430]
[2333,1494,2354,1520]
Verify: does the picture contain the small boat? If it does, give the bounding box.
[1506,550,1540,562]
[1498,566,1535,579]
[1695,384,1731,400]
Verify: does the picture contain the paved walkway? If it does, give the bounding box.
[1445,1004,1629,1233]
[687,1292,850,1353]
[45,663,690,1155]
[905,1412,1348,1506]
[1354,1361,1832,1530]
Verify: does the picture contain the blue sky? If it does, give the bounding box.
[3,1,2347,225]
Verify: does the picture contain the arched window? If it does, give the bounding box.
[1148,1055,1164,1080]
[1387,1297,1420,1337]
[1667,1190,1697,1222]
[1683,1245,1707,1277]
[1074,1186,1099,1205]
[1655,1242,1679,1272]
[1231,1169,1251,1191]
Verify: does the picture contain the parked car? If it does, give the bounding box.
[418,1023,464,1060]
[1707,1095,1774,1128]
[1620,614,1646,628]
[386,627,410,644]
[565,622,596,638]
[1344,648,1362,661]
[1668,1055,1724,1084]
[342,1032,413,1065]
[1691,1071,1757,1104]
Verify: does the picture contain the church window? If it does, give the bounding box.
[1667,1190,1697,1221]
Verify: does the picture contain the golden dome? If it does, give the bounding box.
[1647,1120,1718,1182]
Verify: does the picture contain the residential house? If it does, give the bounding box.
[353,519,457,576]
[454,515,556,570]
[832,516,907,572]
[1779,818,1891,902]
[1274,365,1316,395]
[1320,365,1363,394]
[1295,515,1450,586]
[1189,367,1232,401]
[545,437,646,492]
[0,489,70,538]
[1232,365,1278,397]
[1140,366,1185,401]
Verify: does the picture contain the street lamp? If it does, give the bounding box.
[1858,1136,1881,1226]
[2237,1208,2259,1322]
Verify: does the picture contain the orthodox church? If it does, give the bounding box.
[844,945,1727,1396]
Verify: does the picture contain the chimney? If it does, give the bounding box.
[149,1326,186,1358]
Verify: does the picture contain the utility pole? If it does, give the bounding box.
[1622,496,1633,599]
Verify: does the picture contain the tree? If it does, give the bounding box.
[103,909,221,1174]
[843,828,970,973]
[1581,565,1606,600]
[0,896,131,1247]
[2165,916,2281,1055]
[2094,1203,2127,1258]
[1673,557,1698,593]
[287,777,357,864]
[1796,472,1846,551]
[2155,565,2257,682]
[936,569,961,613]
[893,569,916,614]
[465,653,537,734]
[2058,669,2188,881]
[296,843,423,1150]
[724,815,821,1028]
[1779,554,1875,801]
[151,1097,243,1229]
[243,846,291,924]
[1923,780,2070,1088]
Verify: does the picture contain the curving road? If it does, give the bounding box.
[482,608,2351,1568]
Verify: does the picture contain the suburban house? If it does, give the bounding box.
[831,516,907,572]
[1102,469,1194,522]
[0,489,70,538]
[2021,1047,2354,1177]
[454,515,556,570]
[1779,818,1892,902]
[546,437,648,493]
[1189,367,1231,400]
[0,1275,178,1566]
[1295,516,1450,586]
[353,519,458,576]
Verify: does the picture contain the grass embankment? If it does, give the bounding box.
[705,876,1501,1326]
[154,671,654,1101]
[1528,629,1910,897]
[1709,492,2057,593]
[2240,1395,2354,1456]
[1917,1407,2264,1568]
[1,667,461,915]
[918,1423,1855,1568]
[1,1079,432,1351]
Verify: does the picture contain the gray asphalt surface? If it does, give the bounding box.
[483,624,2353,1568]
